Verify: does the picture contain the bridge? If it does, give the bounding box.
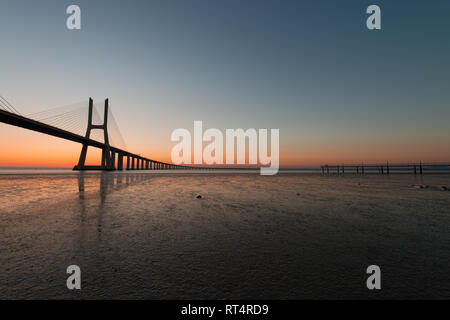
[0,96,200,171]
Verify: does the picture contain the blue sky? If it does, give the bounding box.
[1,0,449,165]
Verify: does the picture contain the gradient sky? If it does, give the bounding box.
[1,0,449,167]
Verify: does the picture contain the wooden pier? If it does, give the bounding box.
[320,162,450,175]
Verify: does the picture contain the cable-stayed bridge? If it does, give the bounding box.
[0,96,198,171]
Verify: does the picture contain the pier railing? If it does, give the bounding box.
[320,162,450,175]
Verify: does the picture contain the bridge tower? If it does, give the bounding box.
[73,98,114,170]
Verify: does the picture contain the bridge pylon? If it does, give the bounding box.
[73,98,115,171]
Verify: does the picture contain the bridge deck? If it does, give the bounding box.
[0,109,191,170]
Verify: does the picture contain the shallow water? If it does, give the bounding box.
[1,170,450,299]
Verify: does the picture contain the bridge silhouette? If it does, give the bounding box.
[0,97,199,171]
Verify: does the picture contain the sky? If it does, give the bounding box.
[0,0,449,167]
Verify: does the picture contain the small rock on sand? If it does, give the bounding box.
[196,195,202,199]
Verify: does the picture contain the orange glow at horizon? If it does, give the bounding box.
[1,123,450,168]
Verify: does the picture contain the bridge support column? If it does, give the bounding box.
[118,154,123,170]
[132,157,135,170]
[73,98,116,171]
[110,151,116,170]
[74,98,93,170]
[126,156,130,170]
[101,148,107,168]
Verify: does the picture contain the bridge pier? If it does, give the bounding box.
[118,154,124,170]
[73,98,116,171]
[101,149,107,168]
[110,151,116,170]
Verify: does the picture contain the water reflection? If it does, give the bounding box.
[77,172,155,199]
[76,172,156,240]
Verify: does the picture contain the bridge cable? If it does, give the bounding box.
[0,98,15,113]
[0,95,21,115]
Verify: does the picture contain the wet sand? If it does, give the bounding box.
[1,170,450,299]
